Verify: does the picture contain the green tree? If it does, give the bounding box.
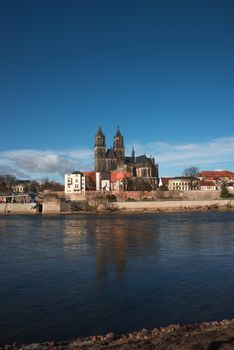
[220,184,231,198]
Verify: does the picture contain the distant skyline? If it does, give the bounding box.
[1,0,234,180]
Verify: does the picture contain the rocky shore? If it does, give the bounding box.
[2,319,234,350]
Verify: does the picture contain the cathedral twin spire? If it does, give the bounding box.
[94,127,125,172]
[95,126,124,149]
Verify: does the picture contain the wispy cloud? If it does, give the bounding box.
[0,136,233,180]
[128,136,234,175]
[0,149,93,180]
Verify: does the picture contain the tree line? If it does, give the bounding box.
[0,174,64,193]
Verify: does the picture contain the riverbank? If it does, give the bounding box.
[1,199,234,214]
[2,319,234,349]
[111,199,234,213]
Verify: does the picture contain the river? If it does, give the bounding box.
[0,212,234,345]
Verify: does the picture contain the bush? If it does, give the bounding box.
[220,185,231,198]
[107,194,117,202]
[85,193,107,211]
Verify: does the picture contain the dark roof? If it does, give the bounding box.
[124,154,153,164]
[135,155,151,164]
[72,171,84,175]
[124,156,135,163]
[96,127,104,137]
[115,126,122,138]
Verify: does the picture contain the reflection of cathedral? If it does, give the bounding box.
[94,127,159,181]
[63,216,159,280]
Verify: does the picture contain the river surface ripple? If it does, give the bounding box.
[0,212,234,345]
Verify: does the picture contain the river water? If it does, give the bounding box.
[0,212,234,345]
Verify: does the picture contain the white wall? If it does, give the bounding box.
[64,173,85,193]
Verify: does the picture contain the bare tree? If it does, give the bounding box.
[86,193,107,212]
[40,180,64,192]
[182,166,199,177]
[182,166,199,190]
[126,178,153,191]
[0,174,17,192]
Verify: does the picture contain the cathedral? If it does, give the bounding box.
[94,127,159,186]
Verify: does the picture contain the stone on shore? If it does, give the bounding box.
[2,319,234,350]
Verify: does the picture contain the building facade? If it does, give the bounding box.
[168,177,200,191]
[64,171,86,193]
[94,127,159,186]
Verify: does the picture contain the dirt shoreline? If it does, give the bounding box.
[2,319,234,349]
[1,207,234,215]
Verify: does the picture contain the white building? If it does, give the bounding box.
[64,171,86,193]
[168,177,200,191]
[200,180,217,191]
[101,179,111,191]
[12,180,31,193]
[12,184,25,193]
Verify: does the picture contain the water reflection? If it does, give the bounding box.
[63,218,88,254]
[63,215,160,279]
[1,212,234,345]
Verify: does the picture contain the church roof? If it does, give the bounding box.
[115,126,123,138]
[124,156,135,163]
[135,155,151,164]
[124,154,153,164]
[96,127,104,137]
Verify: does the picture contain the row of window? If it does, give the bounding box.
[67,184,84,189]
[171,182,196,186]
[173,186,190,191]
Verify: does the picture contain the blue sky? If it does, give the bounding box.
[0,0,234,180]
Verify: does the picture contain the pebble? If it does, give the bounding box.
[24,344,41,350]
[2,319,234,350]
[151,328,159,335]
[105,332,115,341]
[220,319,229,326]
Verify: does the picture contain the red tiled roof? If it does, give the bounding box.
[111,172,132,182]
[198,171,234,178]
[160,177,174,185]
[200,180,216,186]
[84,172,96,183]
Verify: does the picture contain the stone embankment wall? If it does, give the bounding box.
[0,203,37,214]
[112,199,234,212]
[44,189,234,203]
[113,189,234,201]
[43,193,61,213]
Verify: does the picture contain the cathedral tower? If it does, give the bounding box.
[113,127,125,161]
[94,127,106,172]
